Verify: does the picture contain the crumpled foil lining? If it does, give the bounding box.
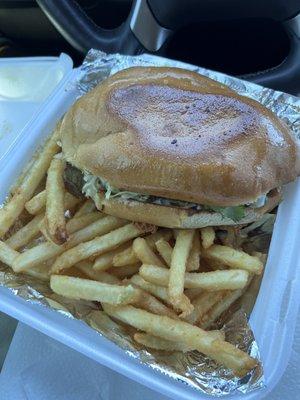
[1,49,300,397]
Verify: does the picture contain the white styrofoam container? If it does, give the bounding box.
[0,66,300,400]
[0,54,73,163]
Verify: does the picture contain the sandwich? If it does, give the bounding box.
[59,67,300,228]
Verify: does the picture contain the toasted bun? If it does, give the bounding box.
[92,191,280,229]
[60,66,299,207]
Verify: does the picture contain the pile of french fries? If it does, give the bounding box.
[0,132,266,377]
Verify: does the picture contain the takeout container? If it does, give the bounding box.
[0,53,300,400]
[0,54,73,164]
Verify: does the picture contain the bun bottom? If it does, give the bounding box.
[91,192,280,228]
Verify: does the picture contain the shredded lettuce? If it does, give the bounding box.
[82,171,266,222]
[204,205,245,222]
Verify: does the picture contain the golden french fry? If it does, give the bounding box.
[5,214,44,250]
[50,275,142,305]
[93,243,132,271]
[45,158,67,244]
[130,274,192,317]
[204,245,263,274]
[25,190,47,214]
[13,216,126,272]
[200,289,244,329]
[0,132,60,238]
[108,264,141,279]
[73,199,96,217]
[75,261,120,284]
[186,231,200,271]
[135,290,179,319]
[39,218,56,243]
[134,333,191,351]
[238,274,260,316]
[168,230,194,311]
[140,265,249,291]
[51,224,150,273]
[251,251,267,265]
[112,230,172,267]
[25,190,79,215]
[144,230,173,249]
[185,290,228,324]
[134,330,225,351]
[112,246,138,267]
[66,212,103,234]
[133,237,165,267]
[25,264,50,281]
[103,304,257,377]
[130,274,173,308]
[0,240,19,268]
[201,227,215,249]
[155,239,172,266]
[87,310,121,332]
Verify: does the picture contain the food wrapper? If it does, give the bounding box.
[1,49,300,397]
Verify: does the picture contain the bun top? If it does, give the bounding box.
[60,66,299,206]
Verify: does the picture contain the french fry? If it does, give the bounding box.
[133,237,165,267]
[144,230,173,249]
[50,275,142,305]
[25,264,50,281]
[45,158,67,244]
[25,190,47,214]
[39,219,57,243]
[103,304,257,377]
[252,251,267,265]
[185,290,228,324]
[130,274,173,308]
[51,224,150,273]
[25,190,79,215]
[140,265,249,291]
[108,264,141,279]
[134,332,192,351]
[168,230,194,312]
[0,132,60,237]
[66,212,103,234]
[5,214,44,250]
[204,245,263,274]
[112,246,138,267]
[132,273,193,317]
[155,239,172,266]
[0,239,49,279]
[186,231,200,271]
[134,330,225,351]
[75,261,120,284]
[87,310,121,332]
[13,216,126,272]
[112,230,172,267]
[0,240,19,268]
[201,227,215,249]
[200,289,244,329]
[73,199,96,217]
[135,290,179,319]
[93,243,132,271]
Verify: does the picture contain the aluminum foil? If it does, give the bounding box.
[1,49,300,397]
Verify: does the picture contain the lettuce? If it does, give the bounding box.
[205,205,245,222]
[82,171,264,222]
